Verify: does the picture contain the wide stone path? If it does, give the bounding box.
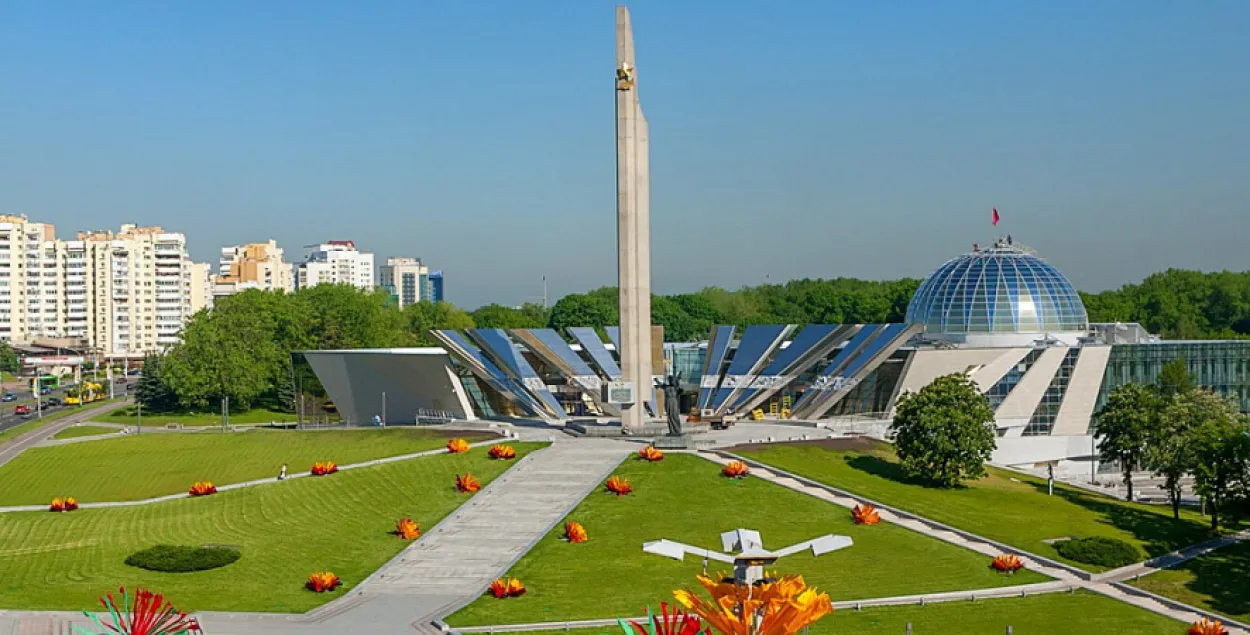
[191,437,629,635]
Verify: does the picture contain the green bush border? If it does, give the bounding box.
[124,544,241,573]
[1054,536,1141,568]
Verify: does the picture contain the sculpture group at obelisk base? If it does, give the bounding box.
[615,5,652,431]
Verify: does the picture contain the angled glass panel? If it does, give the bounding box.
[432,330,543,418]
[791,324,882,413]
[569,327,622,379]
[710,324,792,411]
[730,324,853,413]
[793,324,915,419]
[469,328,566,418]
[697,325,736,410]
[604,326,621,350]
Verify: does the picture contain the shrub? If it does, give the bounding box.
[1054,537,1141,568]
[124,545,241,573]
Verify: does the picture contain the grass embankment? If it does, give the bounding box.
[734,440,1215,572]
[0,443,544,612]
[1130,540,1250,623]
[96,405,296,427]
[449,453,1048,627]
[51,425,122,440]
[497,591,1184,635]
[0,399,126,445]
[0,428,495,505]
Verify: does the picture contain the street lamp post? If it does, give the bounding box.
[137,400,142,435]
[381,391,387,427]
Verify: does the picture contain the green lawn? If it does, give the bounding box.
[0,400,125,445]
[0,443,543,612]
[51,425,122,440]
[1130,540,1250,623]
[0,428,496,505]
[448,454,1048,627]
[734,441,1214,572]
[96,405,297,427]
[496,591,1184,635]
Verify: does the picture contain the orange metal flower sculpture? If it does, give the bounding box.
[395,518,421,540]
[721,461,750,479]
[488,444,516,460]
[306,572,342,593]
[990,554,1024,573]
[310,461,338,476]
[1189,618,1229,635]
[674,572,832,635]
[488,577,527,598]
[564,521,588,543]
[188,482,217,497]
[638,446,665,462]
[447,438,471,454]
[605,475,634,496]
[852,504,880,525]
[50,497,79,512]
[456,473,481,493]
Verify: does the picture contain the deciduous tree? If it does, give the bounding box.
[889,374,997,488]
[1095,383,1160,502]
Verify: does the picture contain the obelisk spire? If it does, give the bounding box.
[615,5,652,431]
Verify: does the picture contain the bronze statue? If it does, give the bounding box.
[662,375,683,436]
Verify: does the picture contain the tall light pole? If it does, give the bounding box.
[381,391,387,427]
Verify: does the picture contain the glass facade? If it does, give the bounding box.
[906,247,1088,335]
[985,348,1045,409]
[1024,348,1081,436]
[1096,342,1250,415]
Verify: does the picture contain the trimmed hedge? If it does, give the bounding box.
[125,545,241,573]
[1054,537,1141,568]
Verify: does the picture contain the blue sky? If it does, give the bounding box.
[2,1,1247,308]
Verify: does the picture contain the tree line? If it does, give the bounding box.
[1097,359,1250,530]
[133,267,1250,415]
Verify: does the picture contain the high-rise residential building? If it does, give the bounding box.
[0,216,208,358]
[214,239,293,300]
[189,262,214,314]
[295,240,374,291]
[379,258,444,308]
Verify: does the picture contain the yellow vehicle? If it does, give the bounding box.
[66,382,104,405]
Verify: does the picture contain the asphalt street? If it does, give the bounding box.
[0,378,135,436]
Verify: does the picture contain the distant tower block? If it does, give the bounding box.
[615,5,652,431]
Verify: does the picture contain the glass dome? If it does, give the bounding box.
[906,242,1088,336]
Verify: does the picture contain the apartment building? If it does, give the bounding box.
[0,216,205,358]
[379,257,445,307]
[214,240,293,300]
[295,240,374,291]
[190,262,214,313]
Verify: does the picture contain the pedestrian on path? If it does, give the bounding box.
[278,463,287,481]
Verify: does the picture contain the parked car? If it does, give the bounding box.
[14,404,31,416]
[126,369,141,376]
[39,387,52,395]
[115,377,128,384]
[1,393,15,402]
[45,397,62,407]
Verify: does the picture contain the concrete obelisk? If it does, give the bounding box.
[615,5,652,431]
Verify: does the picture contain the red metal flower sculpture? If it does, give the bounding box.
[80,587,202,635]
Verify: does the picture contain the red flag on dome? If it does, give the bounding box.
[992,208,1000,226]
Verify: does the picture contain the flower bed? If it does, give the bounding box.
[395,518,421,540]
[447,438,471,454]
[188,481,217,497]
[488,577,526,598]
[605,475,633,496]
[721,461,749,479]
[81,587,201,635]
[306,571,342,593]
[638,446,664,462]
[564,521,588,543]
[488,444,516,460]
[310,461,338,476]
[990,554,1024,573]
[50,497,78,512]
[456,473,481,493]
[852,503,880,525]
